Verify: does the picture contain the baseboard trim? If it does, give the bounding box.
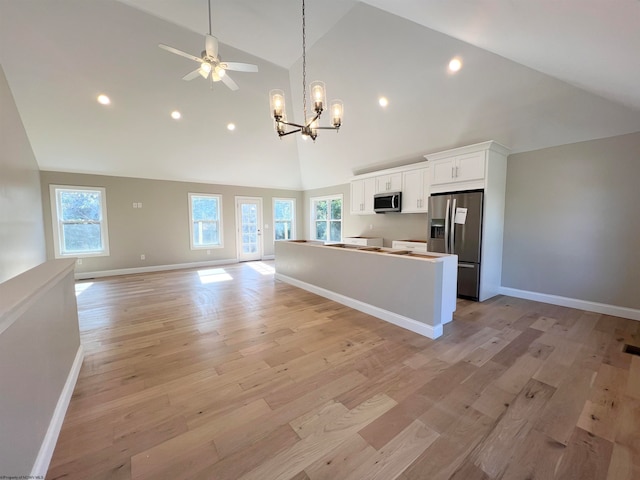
[275,273,442,339]
[31,344,84,477]
[75,258,240,280]
[499,287,640,321]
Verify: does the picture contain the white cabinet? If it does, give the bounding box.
[344,237,383,247]
[401,167,429,213]
[350,177,376,215]
[375,173,402,193]
[430,151,485,189]
[392,240,427,253]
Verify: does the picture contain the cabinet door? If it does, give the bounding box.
[431,158,457,185]
[402,168,428,213]
[362,177,376,214]
[376,173,402,193]
[350,180,364,214]
[456,152,485,182]
[350,178,376,215]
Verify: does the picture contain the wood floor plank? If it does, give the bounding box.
[343,419,439,480]
[237,393,397,480]
[554,427,613,480]
[472,379,557,478]
[534,367,597,446]
[46,263,640,480]
[303,434,376,480]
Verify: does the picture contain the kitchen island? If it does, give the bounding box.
[274,240,457,339]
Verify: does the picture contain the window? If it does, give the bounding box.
[310,195,342,242]
[273,198,296,241]
[189,193,223,249]
[50,185,110,258]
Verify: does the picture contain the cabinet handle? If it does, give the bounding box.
[451,166,455,178]
[456,166,459,177]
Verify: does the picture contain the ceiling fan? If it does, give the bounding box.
[158,0,258,91]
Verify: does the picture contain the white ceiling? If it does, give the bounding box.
[1,0,639,190]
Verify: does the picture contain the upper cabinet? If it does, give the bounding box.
[431,151,485,187]
[375,173,402,193]
[350,177,376,215]
[426,141,511,194]
[401,167,430,213]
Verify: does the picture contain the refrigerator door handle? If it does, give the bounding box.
[450,198,457,253]
[444,198,451,254]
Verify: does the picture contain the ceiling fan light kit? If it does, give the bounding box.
[269,0,343,141]
[158,0,258,91]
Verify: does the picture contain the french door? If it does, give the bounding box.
[235,196,263,262]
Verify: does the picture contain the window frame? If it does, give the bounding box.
[50,185,110,258]
[188,192,224,250]
[309,194,343,243]
[273,197,296,241]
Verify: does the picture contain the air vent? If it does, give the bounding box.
[623,344,640,356]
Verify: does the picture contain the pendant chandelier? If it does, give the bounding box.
[269,0,343,141]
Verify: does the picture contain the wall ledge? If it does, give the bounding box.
[499,286,640,321]
[0,259,75,336]
[75,258,240,280]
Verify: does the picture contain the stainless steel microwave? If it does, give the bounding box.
[373,192,402,213]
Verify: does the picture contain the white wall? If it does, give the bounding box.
[0,64,46,283]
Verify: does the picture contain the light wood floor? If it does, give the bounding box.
[47,261,640,479]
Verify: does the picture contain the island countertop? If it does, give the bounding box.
[274,240,457,339]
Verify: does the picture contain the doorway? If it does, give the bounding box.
[235,196,263,262]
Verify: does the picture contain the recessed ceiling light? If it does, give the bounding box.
[378,97,389,107]
[227,123,236,131]
[97,94,110,105]
[448,57,462,73]
[171,111,182,120]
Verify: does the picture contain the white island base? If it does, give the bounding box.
[274,241,457,339]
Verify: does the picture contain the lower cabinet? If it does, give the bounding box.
[391,240,428,252]
[344,237,383,247]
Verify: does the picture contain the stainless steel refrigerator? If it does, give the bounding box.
[428,190,483,300]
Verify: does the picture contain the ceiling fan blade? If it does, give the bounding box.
[205,35,219,59]
[182,68,201,81]
[221,73,239,91]
[159,44,202,63]
[219,62,258,73]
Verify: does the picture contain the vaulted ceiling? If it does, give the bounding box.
[1,0,639,190]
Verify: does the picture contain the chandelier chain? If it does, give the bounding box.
[302,0,307,122]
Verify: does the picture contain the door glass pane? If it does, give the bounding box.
[240,202,259,256]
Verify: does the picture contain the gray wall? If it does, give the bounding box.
[40,171,303,274]
[302,184,428,247]
[502,132,640,309]
[0,65,46,283]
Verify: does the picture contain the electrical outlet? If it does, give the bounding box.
[132,202,137,209]
[140,254,145,260]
